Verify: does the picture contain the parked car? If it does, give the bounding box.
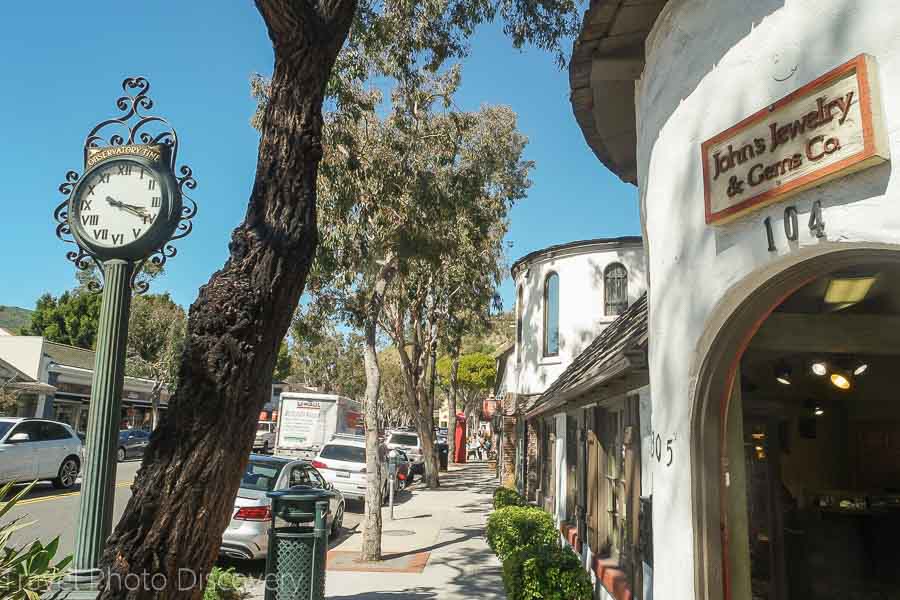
[390,448,411,492]
[0,418,82,489]
[385,431,424,478]
[117,429,150,461]
[254,421,276,453]
[311,434,388,505]
[220,454,344,561]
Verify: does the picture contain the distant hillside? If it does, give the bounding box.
[0,306,33,333]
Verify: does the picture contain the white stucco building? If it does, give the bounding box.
[509,237,646,398]
[570,1,900,599]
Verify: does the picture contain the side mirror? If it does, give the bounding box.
[7,433,30,443]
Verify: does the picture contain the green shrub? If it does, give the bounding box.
[203,567,248,600]
[502,544,593,600]
[0,481,73,600]
[493,486,525,510]
[486,506,557,561]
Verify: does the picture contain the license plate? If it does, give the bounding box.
[336,471,350,478]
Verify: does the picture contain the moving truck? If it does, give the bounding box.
[274,391,363,459]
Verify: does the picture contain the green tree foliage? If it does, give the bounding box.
[437,351,497,416]
[22,291,101,349]
[288,316,366,399]
[273,340,292,382]
[486,505,558,561]
[125,293,186,387]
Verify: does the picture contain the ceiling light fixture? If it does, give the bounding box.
[854,363,869,376]
[830,372,851,390]
[774,361,792,385]
[811,361,828,376]
[814,407,825,416]
[825,276,877,304]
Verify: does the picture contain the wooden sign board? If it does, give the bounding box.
[702,54,889,225]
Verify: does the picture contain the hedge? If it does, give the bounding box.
[502,544,593,600]
[493,486,525,510]
[486,506,558,561]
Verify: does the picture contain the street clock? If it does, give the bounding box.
[69,149,181,261]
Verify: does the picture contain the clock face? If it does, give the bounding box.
[72,159,165,249]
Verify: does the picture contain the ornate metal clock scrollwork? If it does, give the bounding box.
[53,76,197,294]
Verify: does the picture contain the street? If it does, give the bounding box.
[5,458,363,576]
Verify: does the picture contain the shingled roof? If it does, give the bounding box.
[527,293,648,418]
[43,341,96,371]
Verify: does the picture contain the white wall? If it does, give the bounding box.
[512,242,646,397]
[0,336,45,380]
[635,1,900,598]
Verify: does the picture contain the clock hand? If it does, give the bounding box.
[106,196,122,207]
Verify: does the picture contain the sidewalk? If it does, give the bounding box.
[248,462,506,599]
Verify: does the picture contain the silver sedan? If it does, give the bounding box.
[219,454,345,561]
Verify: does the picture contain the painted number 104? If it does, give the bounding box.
[763,200,825,252]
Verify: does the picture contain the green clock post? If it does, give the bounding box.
[54,77,197,597]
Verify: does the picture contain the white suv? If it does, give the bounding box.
[311,434,385,504]
[0,418,82,489]
[385,431,424,477]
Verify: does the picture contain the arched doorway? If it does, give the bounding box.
[691,244,900,600]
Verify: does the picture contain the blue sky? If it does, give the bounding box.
[0,1,638,315]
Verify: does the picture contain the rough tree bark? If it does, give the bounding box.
[98,1,357,598]
[361,254,398,562]
[447,350,459,462]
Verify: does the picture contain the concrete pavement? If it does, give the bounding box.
[246,461,506,600]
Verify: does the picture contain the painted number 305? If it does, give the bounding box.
[763,200,826,252]
[649,431,674,467]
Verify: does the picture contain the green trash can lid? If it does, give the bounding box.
[267,488,334,502]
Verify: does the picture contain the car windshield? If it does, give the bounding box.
[389,433,419,446]
[320,444,366,463]
[0,422,14,439]
[240,461,283,492]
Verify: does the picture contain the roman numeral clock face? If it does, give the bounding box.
[72,160,165,252]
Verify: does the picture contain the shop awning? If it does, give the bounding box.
[526,293,648,420]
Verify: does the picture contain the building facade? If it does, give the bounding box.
[571,1,900,599]
[0,335,167,432]
[496,237,649,598]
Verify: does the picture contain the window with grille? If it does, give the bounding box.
[544,273,560,356]
[604,263,628,316]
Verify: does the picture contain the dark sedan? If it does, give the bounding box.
[117,429,150,461]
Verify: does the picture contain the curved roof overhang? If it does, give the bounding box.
[569,0,669,185]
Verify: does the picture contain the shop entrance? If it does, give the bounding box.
[690,246,900,600]
[735,263,900,599]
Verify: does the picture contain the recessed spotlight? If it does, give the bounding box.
[814,407,825,416]
[830,373,851,390]
[854,363,868,376]
[811,361,827,376]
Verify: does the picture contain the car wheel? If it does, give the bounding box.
[117,447,126,462]
[330,503,344,538]
[52,457,79,489]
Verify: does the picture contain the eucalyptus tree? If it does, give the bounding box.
[100,0,578,595]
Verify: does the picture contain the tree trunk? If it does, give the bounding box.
[360,254,398,562]
[447,350,459,462]
[361,321,384,562]
[98,2,357,598]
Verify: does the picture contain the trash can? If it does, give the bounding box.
[438,443,449,471]
[265,488,333,600]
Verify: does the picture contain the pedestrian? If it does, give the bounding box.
[467,436,479,461]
